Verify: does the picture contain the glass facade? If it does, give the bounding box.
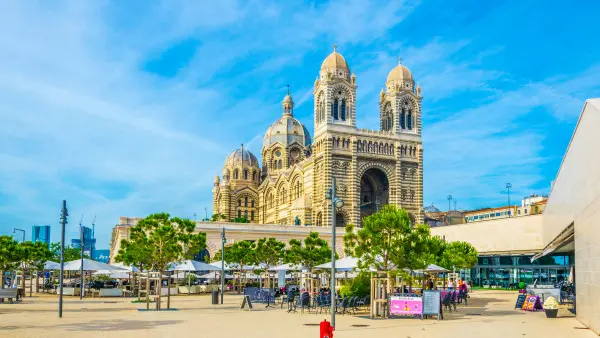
[469,254,573,288]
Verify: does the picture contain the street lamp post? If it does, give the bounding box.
[58,200,68,318]
[220,228,226,305]
[506,183,512,217]
[80,223,84,300]
[326,177,344,328]
[204,207,208,221]
[447,195,453,211]
[12,228,25,242]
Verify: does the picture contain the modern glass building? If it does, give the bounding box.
[469,253,572,288]
[32,225,51,246]
[71,226,96,255]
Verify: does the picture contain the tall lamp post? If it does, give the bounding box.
[447,195,453,211]
[79,221,84,300]
[204,207,208,221]
[58,200,68,318]
[220,228,226,304]
[12,228,25,242]
[326,177,344,328]
[505,183,512,217]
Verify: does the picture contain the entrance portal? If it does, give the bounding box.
[360,167,389,221]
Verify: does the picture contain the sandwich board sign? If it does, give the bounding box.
[241,295,253,311]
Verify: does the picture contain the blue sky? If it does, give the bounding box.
[1,0,599,247]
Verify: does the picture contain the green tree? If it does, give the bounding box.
[254,238,285,288]
[18,241,52,296]
[210,213,227,222]
[438,241,478,271]
[0,236,20,289]
[285,232,333,272]
[121,213,207,309]
[223,240,256,293]
[49,243,89,262]
[230,216,250,223]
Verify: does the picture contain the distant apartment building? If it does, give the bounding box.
[464,194,548,223]
[517,194,548,216]
[464,206,517,223]
[424,204,465,227]
[32,225,51,246]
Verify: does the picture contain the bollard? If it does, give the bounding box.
[320,319,334,338]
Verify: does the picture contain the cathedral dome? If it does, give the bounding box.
[263,115,311,148]
[321,50,350,73]
[224,145,259,170]
[263,93,311,149]
[387,63,414,84]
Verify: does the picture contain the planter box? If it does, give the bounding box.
[545,309,558,318]
[160,287,178,296]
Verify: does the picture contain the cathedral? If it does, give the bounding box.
[212,46,424,227]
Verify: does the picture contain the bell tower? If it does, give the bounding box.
[314,45,357,137]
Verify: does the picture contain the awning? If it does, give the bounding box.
[531,223,574,262]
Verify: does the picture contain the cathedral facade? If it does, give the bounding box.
[212,47,424,227]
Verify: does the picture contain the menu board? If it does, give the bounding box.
[515,294,526,309]
[522,295,542,311]
[422,290,441,320]
[390,296,422,317]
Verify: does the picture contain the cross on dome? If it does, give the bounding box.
[398,56,403,65]
[333,43,337,52]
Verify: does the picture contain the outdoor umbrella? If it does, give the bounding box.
[315,256,359,271]
[416,264,449,273]
[198,271,233,279]
[271,263,306,271]
[63,259,127,271]
[169,260,221,272]
[93,270,131,279]
[111,262,141,273]
[44,261,60,270]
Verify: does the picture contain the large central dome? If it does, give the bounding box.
[263,93,311,149]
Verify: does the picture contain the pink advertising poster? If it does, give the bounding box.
[390,296,423,316]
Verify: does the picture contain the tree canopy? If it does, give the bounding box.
[285,232,333,271]
[124,213,207,273]
[0,236,20,275]
[223,240,256,293]
[438,240,478,270]
[344,204,413,272]
[50,242,89,262]
[254,237,285,271]
[18,241,52,271]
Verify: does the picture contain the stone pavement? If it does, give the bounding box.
[0,291,596,338]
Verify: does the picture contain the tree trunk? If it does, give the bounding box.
[36,272,40,295]
[167,272,171,310]
[157,271,162,311]
[238,267,242,294]
[21,269,25,296]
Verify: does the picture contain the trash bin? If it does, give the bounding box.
[212,290,219,304]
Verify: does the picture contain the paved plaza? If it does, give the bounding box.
[0,290,595,338]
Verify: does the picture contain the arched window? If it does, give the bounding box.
[319,101,325,122]
[243,169,248,180]
[400,108,406,129]
[244,197,248,207]
[407,108,413,130]
[238,199,242,206]
[251,200,255,208]
[386,114,392,131]
[252,171,256,181]
[234,169,239,179]
[251,211,255,221]
[341,99,346,121]
[333,98,339,120]
[244,210,248,218]
[237,210,241,218]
